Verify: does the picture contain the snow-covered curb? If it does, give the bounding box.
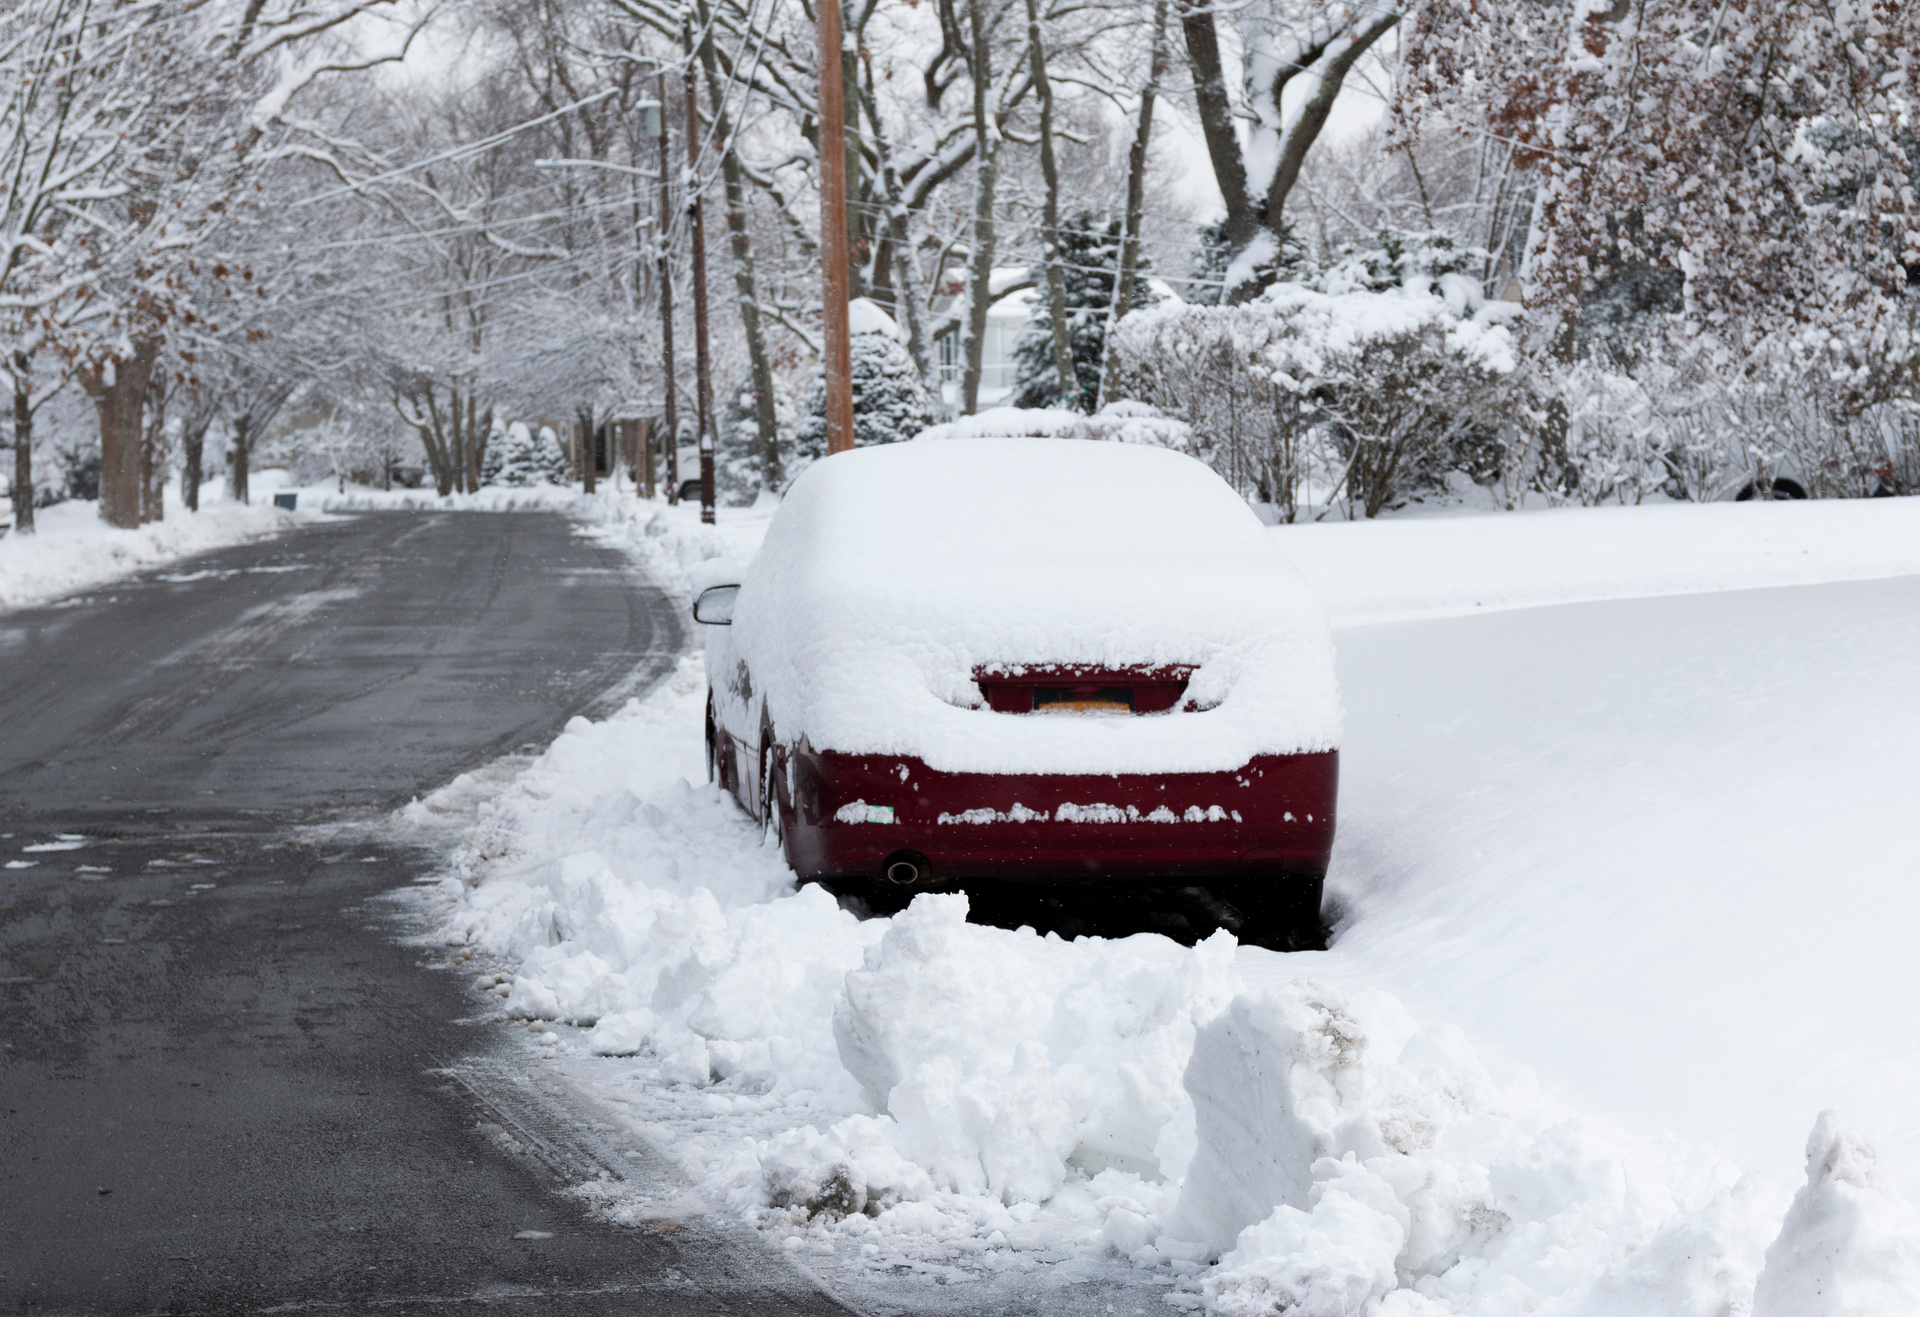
[0,497,317,613]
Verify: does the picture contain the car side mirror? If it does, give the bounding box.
[692,584,740,625]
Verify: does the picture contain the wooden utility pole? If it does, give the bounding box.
[684,25,717,524]
[656,69,680,504]
[817,0,855,453]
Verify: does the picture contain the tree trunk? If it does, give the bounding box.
[84,339,158,528]
[1178,3,1257,268]
[1098,0,1168,410]
[1178,2,1396,303]
[843,46,871,302]
[231,414,252,505]
[392,383,455,494]
[694,0,783,492]
[959,0,999,417]
[11,359,34,535]
[450,387,468,494]
[141,387,168,524]
[1026,0,1078,408]
[182,421,207,512]
[466,392,482,492]
[578,406,597,494]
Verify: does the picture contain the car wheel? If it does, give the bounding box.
[1734,476,1808,501]
[1220,875,1326,952]
[704,693,717,784]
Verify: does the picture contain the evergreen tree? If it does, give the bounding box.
[483,422,568,487]
[1188,218,1233,307]
[795,300,934,456]
[1012,209,1158,412]
[480,423,507,485]
[715,380,766,504]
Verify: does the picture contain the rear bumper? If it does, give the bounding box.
[779,747,1337,885]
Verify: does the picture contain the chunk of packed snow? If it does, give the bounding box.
[1751,1113,1920,1317]
[709,439,1339,773]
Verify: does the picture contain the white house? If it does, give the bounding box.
[928,269,1183,418]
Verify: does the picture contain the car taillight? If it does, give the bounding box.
[973,665,1194,714]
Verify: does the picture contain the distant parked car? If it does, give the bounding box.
[676,477,703,503]
[692,438,1341,945]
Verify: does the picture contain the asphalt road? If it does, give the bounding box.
[0,513,855,1315]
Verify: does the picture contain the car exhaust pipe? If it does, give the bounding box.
[882,850,933,887]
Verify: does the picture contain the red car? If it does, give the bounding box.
[694,438,1340,943]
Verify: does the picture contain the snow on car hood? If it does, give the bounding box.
[713,438,1339,774]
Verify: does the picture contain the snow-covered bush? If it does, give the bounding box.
[794,300,933,459]
[1112,236,1520,519]
[1529,358,1671,507]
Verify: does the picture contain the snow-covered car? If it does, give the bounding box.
[692,438,1341,940]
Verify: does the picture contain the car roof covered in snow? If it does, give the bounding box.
[716,438,1339,772]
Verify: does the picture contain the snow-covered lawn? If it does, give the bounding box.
[400,495,1920,1315]
[0,488,316,613]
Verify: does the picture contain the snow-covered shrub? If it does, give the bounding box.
[1112,242,1520,519]
[1525,329,1920,507]
[1532,358,1671,507]
[794,299,933,458]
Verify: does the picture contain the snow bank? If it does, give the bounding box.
[713,439,1339,773]
[316,485,585,513]
[1175,985,1779,1317]
[567,491,776,601]
[392,473,1920,1310]
[404,645,1920,1314]
[1277,496,1920,626]
[0,494,312,612]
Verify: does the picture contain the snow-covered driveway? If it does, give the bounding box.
[415,497,1920,1315]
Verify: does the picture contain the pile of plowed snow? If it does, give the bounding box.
[0,494,310,612]
[404,650,1919,1316]
[393,492,1920,1313]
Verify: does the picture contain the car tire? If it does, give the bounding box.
[1220,875,1326,952]
[1734,476,1808,501]
[704,693,718,784]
